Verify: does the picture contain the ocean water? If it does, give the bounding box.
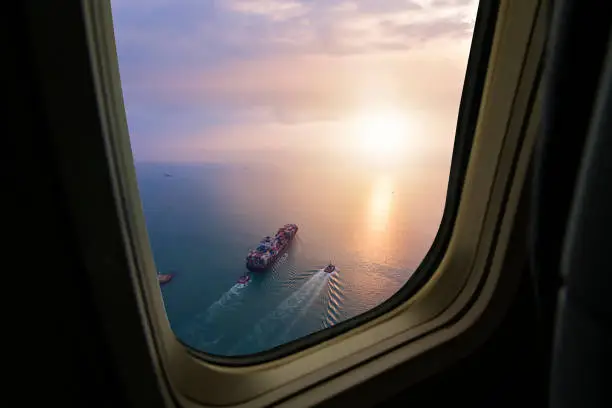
[136,159,449,356]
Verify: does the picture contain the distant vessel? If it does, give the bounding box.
[158,273,174,284]
[246,224,298,272]
[324,263,336,274]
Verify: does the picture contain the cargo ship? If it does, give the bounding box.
[246,224,298,272]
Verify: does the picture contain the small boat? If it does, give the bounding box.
[246,224,298,272]
[158,273,174,284]
[324,263,336,274]
[237,275,251,285]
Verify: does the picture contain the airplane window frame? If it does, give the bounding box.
[25,0,546,406]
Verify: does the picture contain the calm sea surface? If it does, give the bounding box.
[136,160,448,355]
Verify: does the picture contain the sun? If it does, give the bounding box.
[354,111,410,157]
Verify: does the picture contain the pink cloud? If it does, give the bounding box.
[130,47,470,123]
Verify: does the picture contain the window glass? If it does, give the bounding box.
[111,0,480,356]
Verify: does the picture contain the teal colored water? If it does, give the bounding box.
[136,160,447,356]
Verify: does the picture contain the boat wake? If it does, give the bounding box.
[323,271,345,329]
[178,283,247,347]
[273,270,331,344]
[230,270,330,354]
[203,284,247,323]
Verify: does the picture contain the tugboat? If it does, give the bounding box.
[246,224,298,272]
[158,273,174,284]
[236,275,251,285]
[324,262,336,274]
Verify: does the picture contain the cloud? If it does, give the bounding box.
[431,0,474,6]
[224,0,308,20]
[113,0,476,63]
[355,0,423,13]
[125,50,467,123]
[379,17,474,41]
[111,0,478,162]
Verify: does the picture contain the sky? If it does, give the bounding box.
[111,0,479,165]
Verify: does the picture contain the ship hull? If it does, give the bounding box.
[246,224,298,272]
